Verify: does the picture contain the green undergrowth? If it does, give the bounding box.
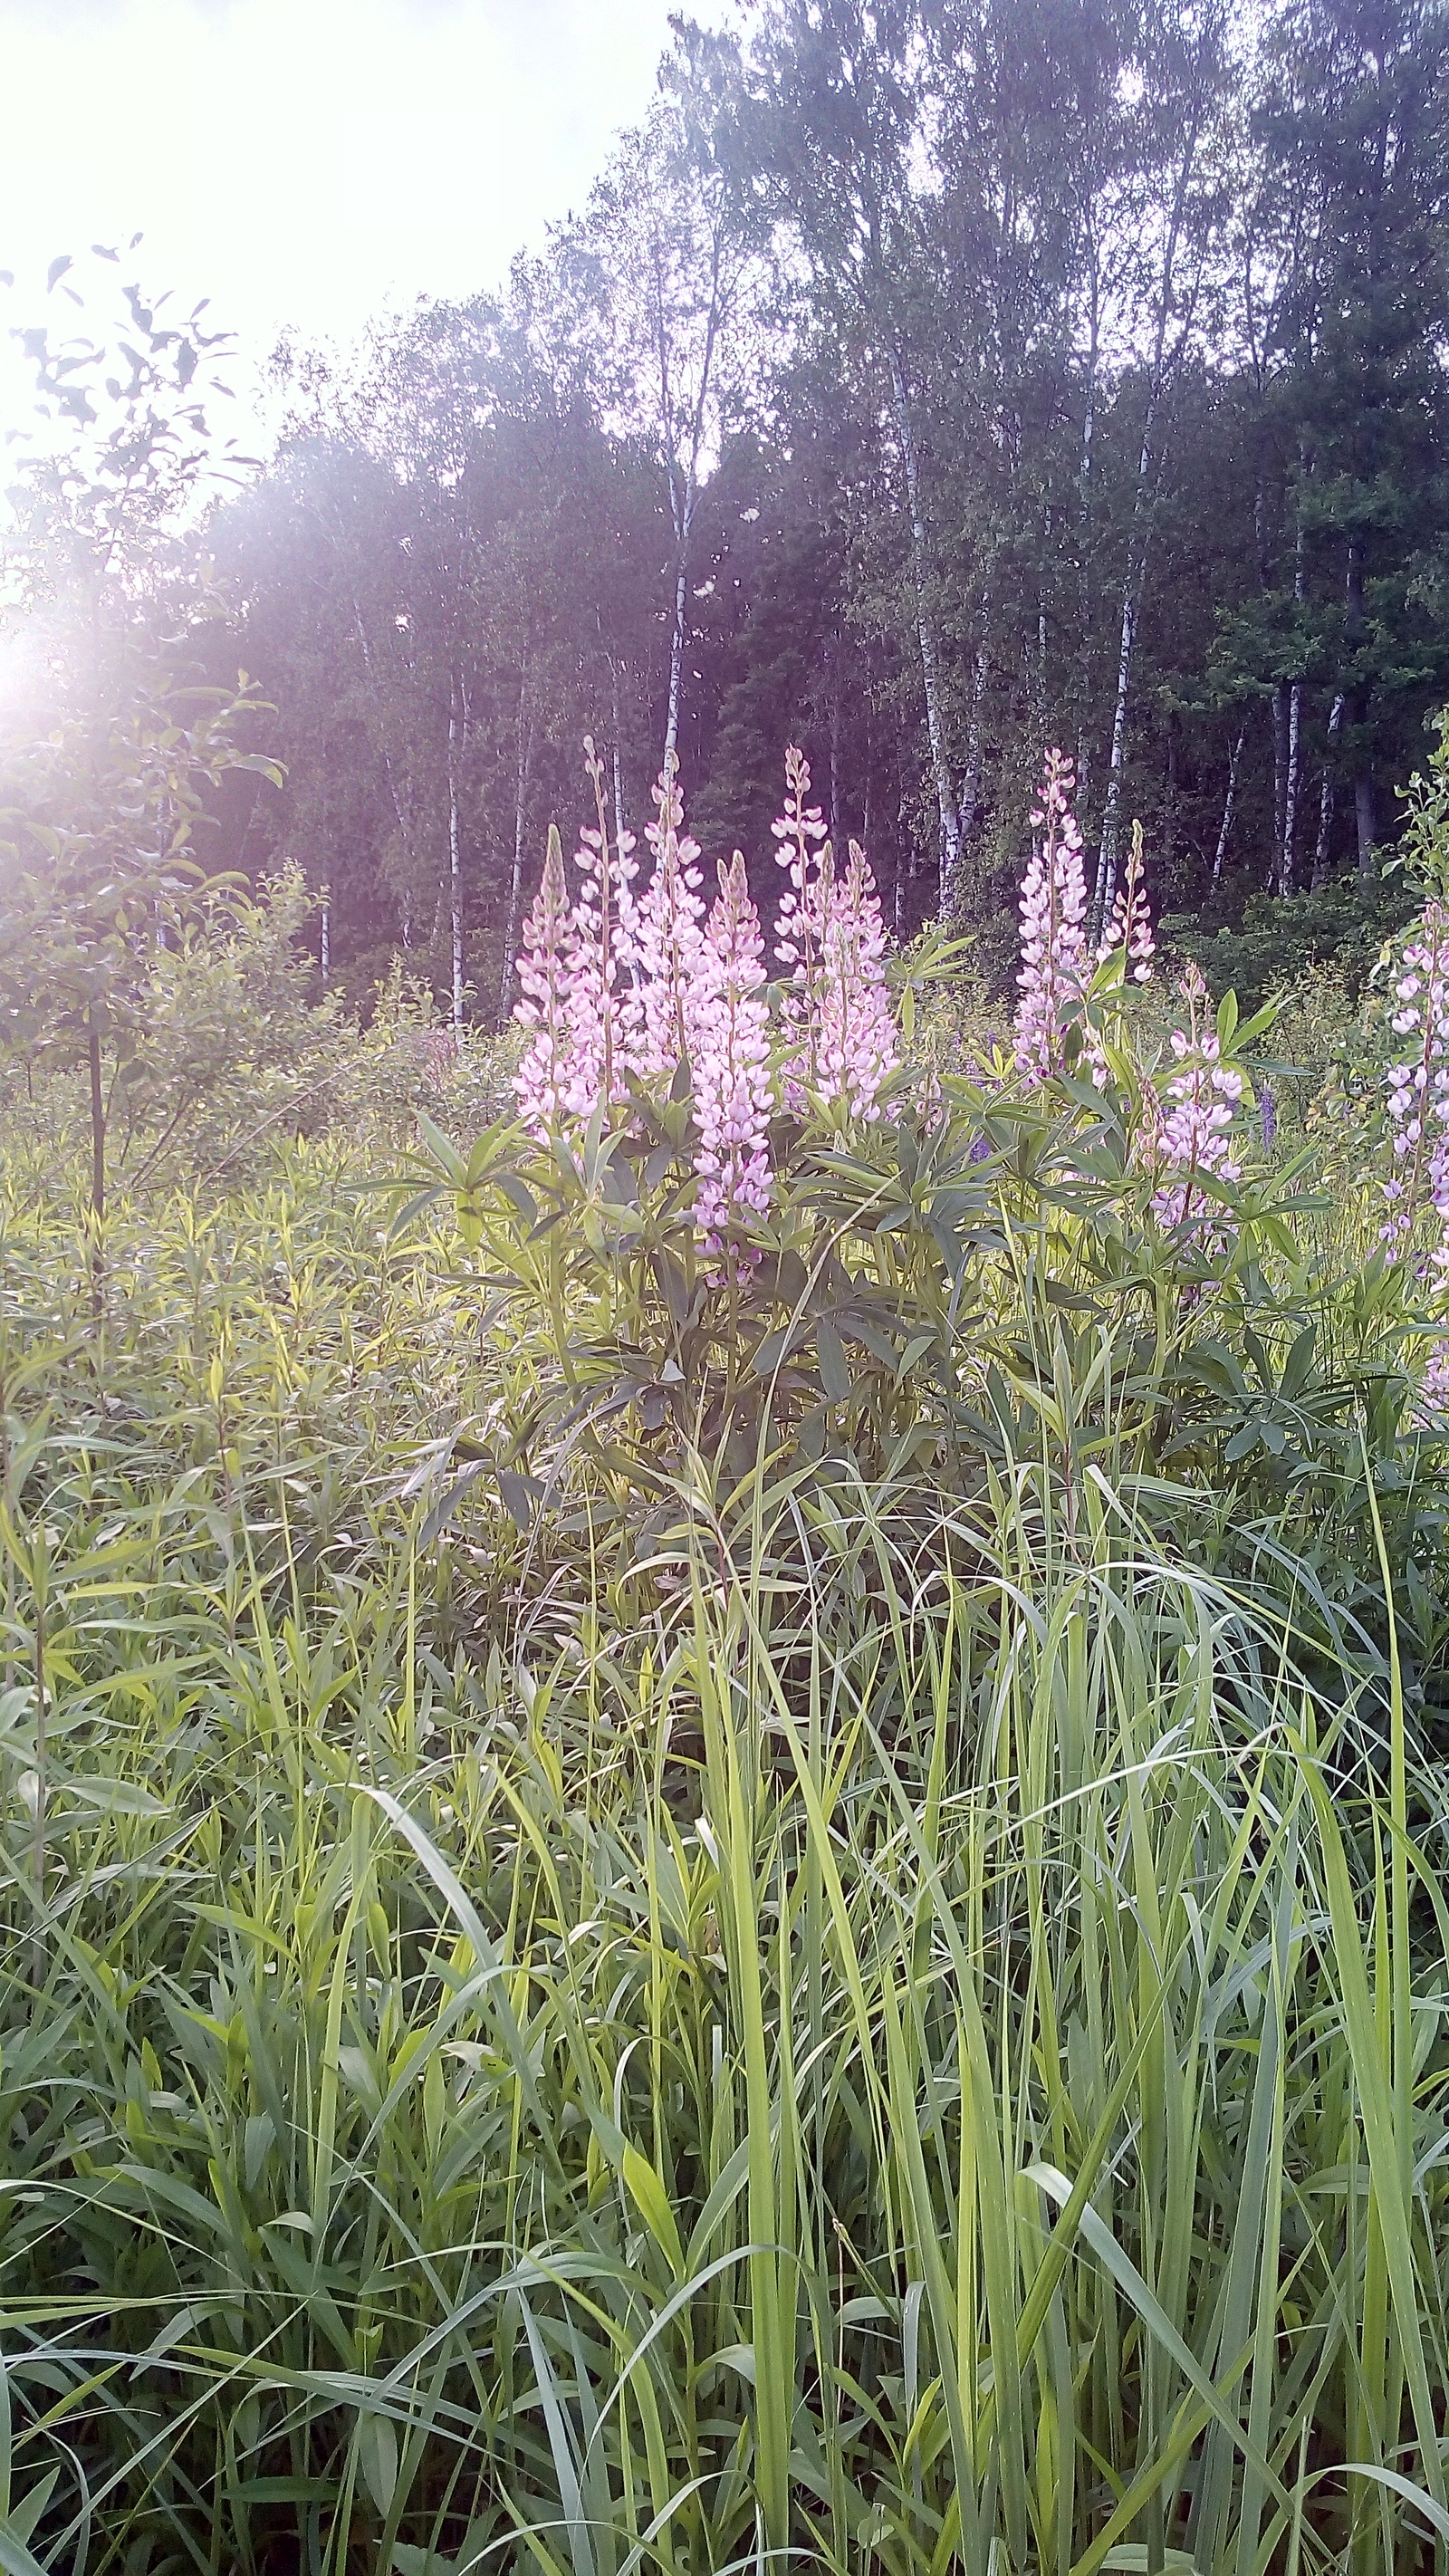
[2,1140,1449,2576]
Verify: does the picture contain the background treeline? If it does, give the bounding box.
[14,0,1449,1020]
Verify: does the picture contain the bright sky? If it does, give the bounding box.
[0,0,695,448]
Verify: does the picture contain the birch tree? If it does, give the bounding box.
[742,1,969,897]
[561,34,763,770]
[1091,0,1236,927]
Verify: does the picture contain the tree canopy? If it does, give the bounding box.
[10,0,1449,1017]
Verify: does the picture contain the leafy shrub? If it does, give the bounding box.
[399,751,1428,1639]
[1162,871,1417,1013]
[0,874,519,1192]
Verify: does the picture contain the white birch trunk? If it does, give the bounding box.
[1093,91,1209,930]
[665,556,689,764]
[499,658,533,1027]
[1312,692,1346,889]
[654,221,724,771]
[447,678,465,1030]
[610,659,627,850]
[1096,558,1142,926]
[888,342,961,913]
[1211,731,1245,886]
[1280,474,1309,896]
[1281,682,1302,896]
[1076,235,1099,806]
[957,620,991,910]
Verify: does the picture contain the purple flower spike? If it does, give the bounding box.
[561,736,640,1120]
[1014,748,1092,1085]
[816,838,897,1121]
[772,747,897,1121]
[513,823,572,1138]
[634,753,706,1081]
[1149,962,1242,1244]
[693,851,773,1266]
[1099,818,1155,984]
[1381,901,1449,1259]
[772,745,831,1110]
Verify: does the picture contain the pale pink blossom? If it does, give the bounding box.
[1380,903,1449,1255]
[559,736,640,1119]
[813,839,897,1120]
[692,852,773,1261]
[633,754,706,1080]
[1415,1335,1449,1425]
[513,823,572,1137]
[513,737,903,1219]
[1149,962,1242,1241]
[1099,819,1155,982]
[772,749,897,1120]
[1014,748,1093,1083]
[773,745,830,1110]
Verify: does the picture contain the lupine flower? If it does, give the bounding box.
[633,753,706,1080]
[692,851,773,1263]
[772,749,897,1120]
[1099,818,1155,982]
[1380,902,1449,1256]
[560,736,640,1119]
[1150,962,1242,1238]
[1367,905,1449,1415]
[814,838,897,1120]
[1015,748,1092,1083]
[513,822,571,1137]
[1415,1334,1449,1425]
[514,738,899,1238]
[772,745,830,1109]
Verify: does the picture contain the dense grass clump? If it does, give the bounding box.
[1,1119,1449,2576]
[5,742,1449,2574]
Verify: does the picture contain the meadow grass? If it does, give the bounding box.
[1,1140,1448,2576]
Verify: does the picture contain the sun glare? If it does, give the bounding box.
[0,0,682,454]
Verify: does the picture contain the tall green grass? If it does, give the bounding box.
[3,1145,1449,2575]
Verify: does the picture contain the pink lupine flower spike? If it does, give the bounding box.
[693,851,774,1268]
[1015,748,1092,1084]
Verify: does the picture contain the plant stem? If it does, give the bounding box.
[87,1010,106,1322]
[31,1582,45,1994]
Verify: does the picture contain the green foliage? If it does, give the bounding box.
[14,156,1449,2571]
[1394,705,1449,900]
[0,1135,1446,2574]
[411,1013,1449,1741]
[185,0,1449,991]
[115,865,347,1169]
[1165,720,1449,1019]
[1161,874,1418,1014]
[0,252,284,1253]
[0,890,519,1200]
[0,676,280,1055]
